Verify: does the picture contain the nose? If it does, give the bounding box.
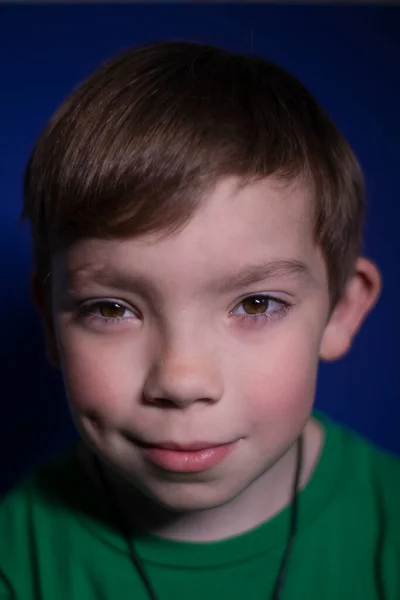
[143,337,224,409]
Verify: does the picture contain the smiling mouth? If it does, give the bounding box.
[135,439,239,472]
[137,440,232,451]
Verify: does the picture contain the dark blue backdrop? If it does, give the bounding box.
[0,4,399,494]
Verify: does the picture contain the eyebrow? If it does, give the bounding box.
[210,259,312,293]
[67,267,159,298]
[67,259,312,297]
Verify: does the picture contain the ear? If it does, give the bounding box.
[319,258,382,361]
[31,273,61,369]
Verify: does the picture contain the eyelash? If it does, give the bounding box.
[231,295,291,326]
[76,294,291,329]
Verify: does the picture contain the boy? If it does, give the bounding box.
[0,41,399,599]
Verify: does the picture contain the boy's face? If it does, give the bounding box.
[50,177,333,511]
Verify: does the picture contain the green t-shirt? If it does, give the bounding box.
[1,412,399,600]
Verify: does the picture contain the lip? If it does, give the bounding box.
[138,440,238,473]
[138,440,230,451]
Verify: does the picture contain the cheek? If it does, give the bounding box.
[235,325,321,432]
[57,330,141,420]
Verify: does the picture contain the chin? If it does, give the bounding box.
[143,480,243,513]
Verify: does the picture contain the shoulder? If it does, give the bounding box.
[362,435,400,537]
[318,411,400,547]
[0,446,79,517]
[0,445,99,596]
[0,447,81,580]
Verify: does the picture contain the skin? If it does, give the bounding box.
[34,176,381,542]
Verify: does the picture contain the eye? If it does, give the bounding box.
[78,299,138,325]
[97,302,129,319]
[231,294,290,325]
[241,296,270,315]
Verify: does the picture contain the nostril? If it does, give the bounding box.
[143,395,183,409]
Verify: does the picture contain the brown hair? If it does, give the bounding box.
[22,41,365,307]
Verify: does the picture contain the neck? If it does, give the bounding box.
[81,418,323,543]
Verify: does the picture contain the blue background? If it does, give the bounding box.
[0,4,399,493]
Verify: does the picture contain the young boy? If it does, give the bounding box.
[0,41,399,600]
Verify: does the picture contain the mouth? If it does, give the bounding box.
[138,440,231,451]
[135,439,239,473]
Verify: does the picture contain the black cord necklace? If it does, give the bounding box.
[94,435,303,600]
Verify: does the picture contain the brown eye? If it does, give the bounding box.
[99,302,126,318]
[242,296,269,315]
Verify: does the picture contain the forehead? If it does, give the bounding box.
[56,176,327,288]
